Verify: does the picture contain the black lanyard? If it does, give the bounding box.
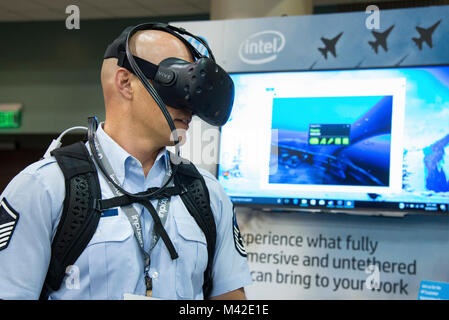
[92,133,177,289]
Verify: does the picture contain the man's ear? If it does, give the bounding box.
[115,68,133,100]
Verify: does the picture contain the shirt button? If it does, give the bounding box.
[151,270,159,279]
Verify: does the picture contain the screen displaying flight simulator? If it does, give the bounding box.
[217,66,449,214]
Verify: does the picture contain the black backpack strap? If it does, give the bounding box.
[97,186,182,210]
[40,142,102,300]
[174,160,217,299]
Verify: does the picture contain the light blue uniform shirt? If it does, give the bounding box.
[0,125,252,299]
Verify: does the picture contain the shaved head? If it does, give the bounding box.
[100,29,194,175]
[101,30,193,107]
[129,30,192,65]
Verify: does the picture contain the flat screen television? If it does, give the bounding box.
[217,65,449,215]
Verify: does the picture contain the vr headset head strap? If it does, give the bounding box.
[117,51,159,80]
[126,22,214,62]
[103,21,233,128]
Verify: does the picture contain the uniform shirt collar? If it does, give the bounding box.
[95,123,168,187]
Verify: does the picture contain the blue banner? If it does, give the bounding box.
[418,280,449,300]
[177,5,449,72]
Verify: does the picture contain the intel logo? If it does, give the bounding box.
[239,30,286,64]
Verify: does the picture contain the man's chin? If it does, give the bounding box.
[167,134,187,147]
[173,120,190,131]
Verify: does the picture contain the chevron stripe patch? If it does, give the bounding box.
[232,206,247,257]
[0,198,20,251]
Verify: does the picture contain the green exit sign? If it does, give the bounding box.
[0,104,22,128]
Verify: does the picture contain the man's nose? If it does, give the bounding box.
[182,108,193,120]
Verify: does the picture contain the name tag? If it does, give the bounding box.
[101,208,118,218]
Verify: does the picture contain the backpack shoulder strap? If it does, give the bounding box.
[174,159,217,299]
[40,141,101,300]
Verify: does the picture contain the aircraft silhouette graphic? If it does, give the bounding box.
[368,25,395,53]
[412,20,441,50]
[318,32,343,59]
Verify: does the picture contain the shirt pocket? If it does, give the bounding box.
[87,216,137,299]
[174,216,208,299]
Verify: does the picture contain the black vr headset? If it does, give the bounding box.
[103,23,234,129]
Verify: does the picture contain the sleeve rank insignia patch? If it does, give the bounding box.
[232,206,247,257]
[0,198,20,251]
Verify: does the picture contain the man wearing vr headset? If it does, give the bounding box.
[0,24,252,300]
